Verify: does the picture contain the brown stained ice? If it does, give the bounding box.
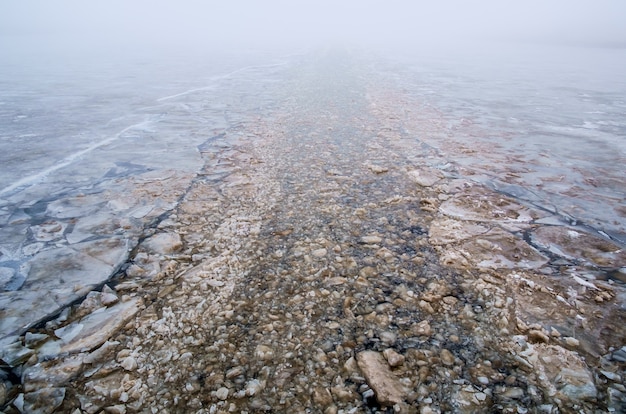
[356,351,409,408]
[1,52,625,413]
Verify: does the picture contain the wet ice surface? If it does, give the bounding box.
[0,46,625,413]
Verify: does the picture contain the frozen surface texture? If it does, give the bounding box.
[0,48,625,412]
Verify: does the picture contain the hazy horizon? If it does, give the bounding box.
[2,0,626,58]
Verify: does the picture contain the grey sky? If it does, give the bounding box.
[1,0,625,52]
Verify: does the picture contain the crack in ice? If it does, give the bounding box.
[0,121,151,197]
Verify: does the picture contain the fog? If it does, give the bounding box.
[2,0,626,57]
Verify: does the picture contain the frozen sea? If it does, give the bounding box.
[0,49,291,196]
[376,42,626,241]
[0,42,625,339]
[0,47,296,337]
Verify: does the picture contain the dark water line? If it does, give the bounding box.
[495,182,626,249]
